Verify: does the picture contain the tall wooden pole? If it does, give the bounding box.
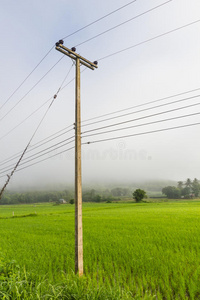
[75,57,83,276]
[55,41,98,276]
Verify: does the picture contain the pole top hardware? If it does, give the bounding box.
[55,40,64,47]
[55,42,98,71]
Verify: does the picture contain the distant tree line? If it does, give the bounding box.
[0,190,73,205]
[82,188,131,202]
[162,178,200,199]
[0,187,132,205]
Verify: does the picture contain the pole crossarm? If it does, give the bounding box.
[55,43,98,70]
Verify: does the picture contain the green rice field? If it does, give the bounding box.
[1,200,200,299]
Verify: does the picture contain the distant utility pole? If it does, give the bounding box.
[55,40,98,276]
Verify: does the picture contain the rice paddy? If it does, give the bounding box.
[0,200,200,299]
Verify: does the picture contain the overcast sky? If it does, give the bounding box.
[0,0,200,189]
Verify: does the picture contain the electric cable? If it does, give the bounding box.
[0,61,74,163]
[83,122,200,145]
[0,1,138,113]
[3,109,198,173]
[2,89,199,167]
[98,19,200,61]
[0,46,54,112]
[0,137,75,175]
[0,96,56,199]
[30,124,73,149]
[2,90,199,166]
[75,1,172,47]
[81,87,200,124]
[1,3,197,127]
[82,94,200,129]
[82,111,200,138]
[2,108,200,174]
[0,125,74,167]
[0,64,77,143]
[0,98,52,142]
[0,134,74,171]
[0,55,64,123]
[0,0,138,113]
[0,65,73,198]
[0,63,74,167]
[1,120,200,178]
[0,11,200,180]
[61,0,137,40]
[0,146,75,178]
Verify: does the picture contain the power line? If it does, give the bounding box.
[2,106,199,172]
[82,101,200,134]
[0,46,54,112]
[0,98,52,142]
[0,137,75,175]
[98,19,200,61]
[1,120,199,177]
[27,129,74,156]
[0,127,74,168]
[1,4,197,130]
[0,78,74,143]
[2,90,199,166]
[83,122,200,145]
[0,64,75,166]
[0,146,75,178]
[2,109,200,175]
[0,1,138,113]
[81,87,200,124]
[82,94,200,128]
[2,80,197,147]
[0,67,74,197]
[0,62,78,143]
[54,62,75,94]
[82,111,200,138]
[0,1,138,115]
[0,56,64,123]
[0,63,74,143]
[0,95,56,198]
[61,0,137,40]
[5,27,199,143]
[1,4,199,182]
[2,89,199,167]
[75,1,172,47]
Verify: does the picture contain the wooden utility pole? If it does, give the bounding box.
[55,40,98,276]
[75,57,83,275]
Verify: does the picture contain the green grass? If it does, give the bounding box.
[1,201,200,299]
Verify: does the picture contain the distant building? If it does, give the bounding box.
[59,199,66,204]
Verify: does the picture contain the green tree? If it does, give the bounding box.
[177,181,184,190]
[94,195,102,202]
[132,189,147,202]
[192,178,200,197]
[185,178,192,191]
[181,187,191,198]
[162,186,181,199]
